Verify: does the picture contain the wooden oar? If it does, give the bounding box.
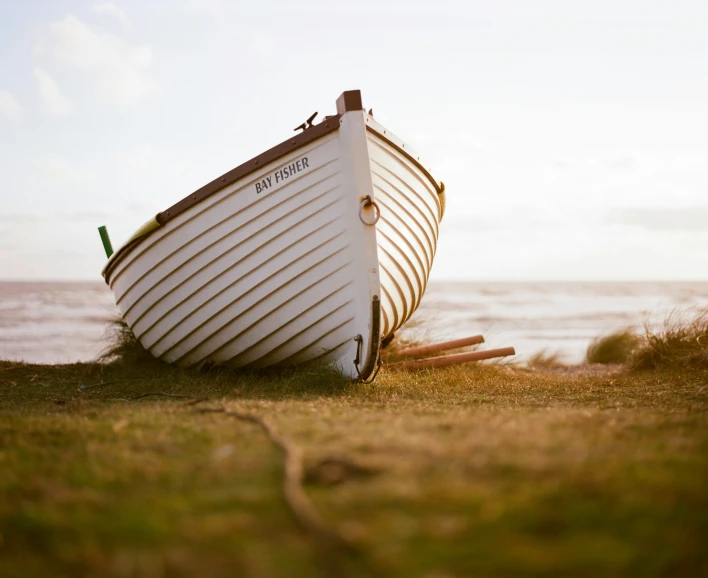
[396,335,485,357]
[388,347,516,370]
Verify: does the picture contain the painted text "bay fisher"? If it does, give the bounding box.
[255,157,310,194]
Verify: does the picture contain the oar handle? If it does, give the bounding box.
[397,335,485,357]
[389,347,516,370]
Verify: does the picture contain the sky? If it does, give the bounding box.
[0,0,706,281]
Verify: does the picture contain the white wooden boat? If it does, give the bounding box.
[101,90,444,380]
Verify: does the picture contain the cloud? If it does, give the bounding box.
[612,207,708,232]
[0,90,23,122]
[247,32,276,57]
[0,208,149,226]
[92,2,134,32]
[0,213,45,225]
[34,69,72,116]
[58,210,115,222]
[42,14,154,106]
[42,158,94,183]
[548,158,573,170]
[411,131,492,155]
[606,153,638,170]
[118,143,154,169]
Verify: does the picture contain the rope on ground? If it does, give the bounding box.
[123,392,363,575]
[131,392,208,405]
[198,404,355,555]
[78,381,115,391]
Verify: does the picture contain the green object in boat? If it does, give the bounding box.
[98,225,113,258]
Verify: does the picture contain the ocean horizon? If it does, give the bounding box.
[2,279,708,366]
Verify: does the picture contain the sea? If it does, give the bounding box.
[1,281,707,366]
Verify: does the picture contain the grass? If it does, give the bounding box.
[631,308,708,370]
[527,350,567,369]
[586,330,641,365]
[98,318,155,365]
[583,308,708,370]
[1,335,707,577]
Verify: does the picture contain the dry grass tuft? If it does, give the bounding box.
[527,349,567,369]
[98,317,156,365]
[631,308,708,370]
[586,329,641,365]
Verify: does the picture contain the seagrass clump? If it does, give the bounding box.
[586,330,641,365]
[99,317,153,365]
[630,309,708,370]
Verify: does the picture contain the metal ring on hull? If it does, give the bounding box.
[359,195,381,226]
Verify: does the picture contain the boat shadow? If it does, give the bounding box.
[98,354,359,402]
[97,318,357,400]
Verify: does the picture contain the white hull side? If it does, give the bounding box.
[107,114,380,377]
[366,126,442,339]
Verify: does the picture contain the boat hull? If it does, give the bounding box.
[102,91,442,378]
[365,118,442,339]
